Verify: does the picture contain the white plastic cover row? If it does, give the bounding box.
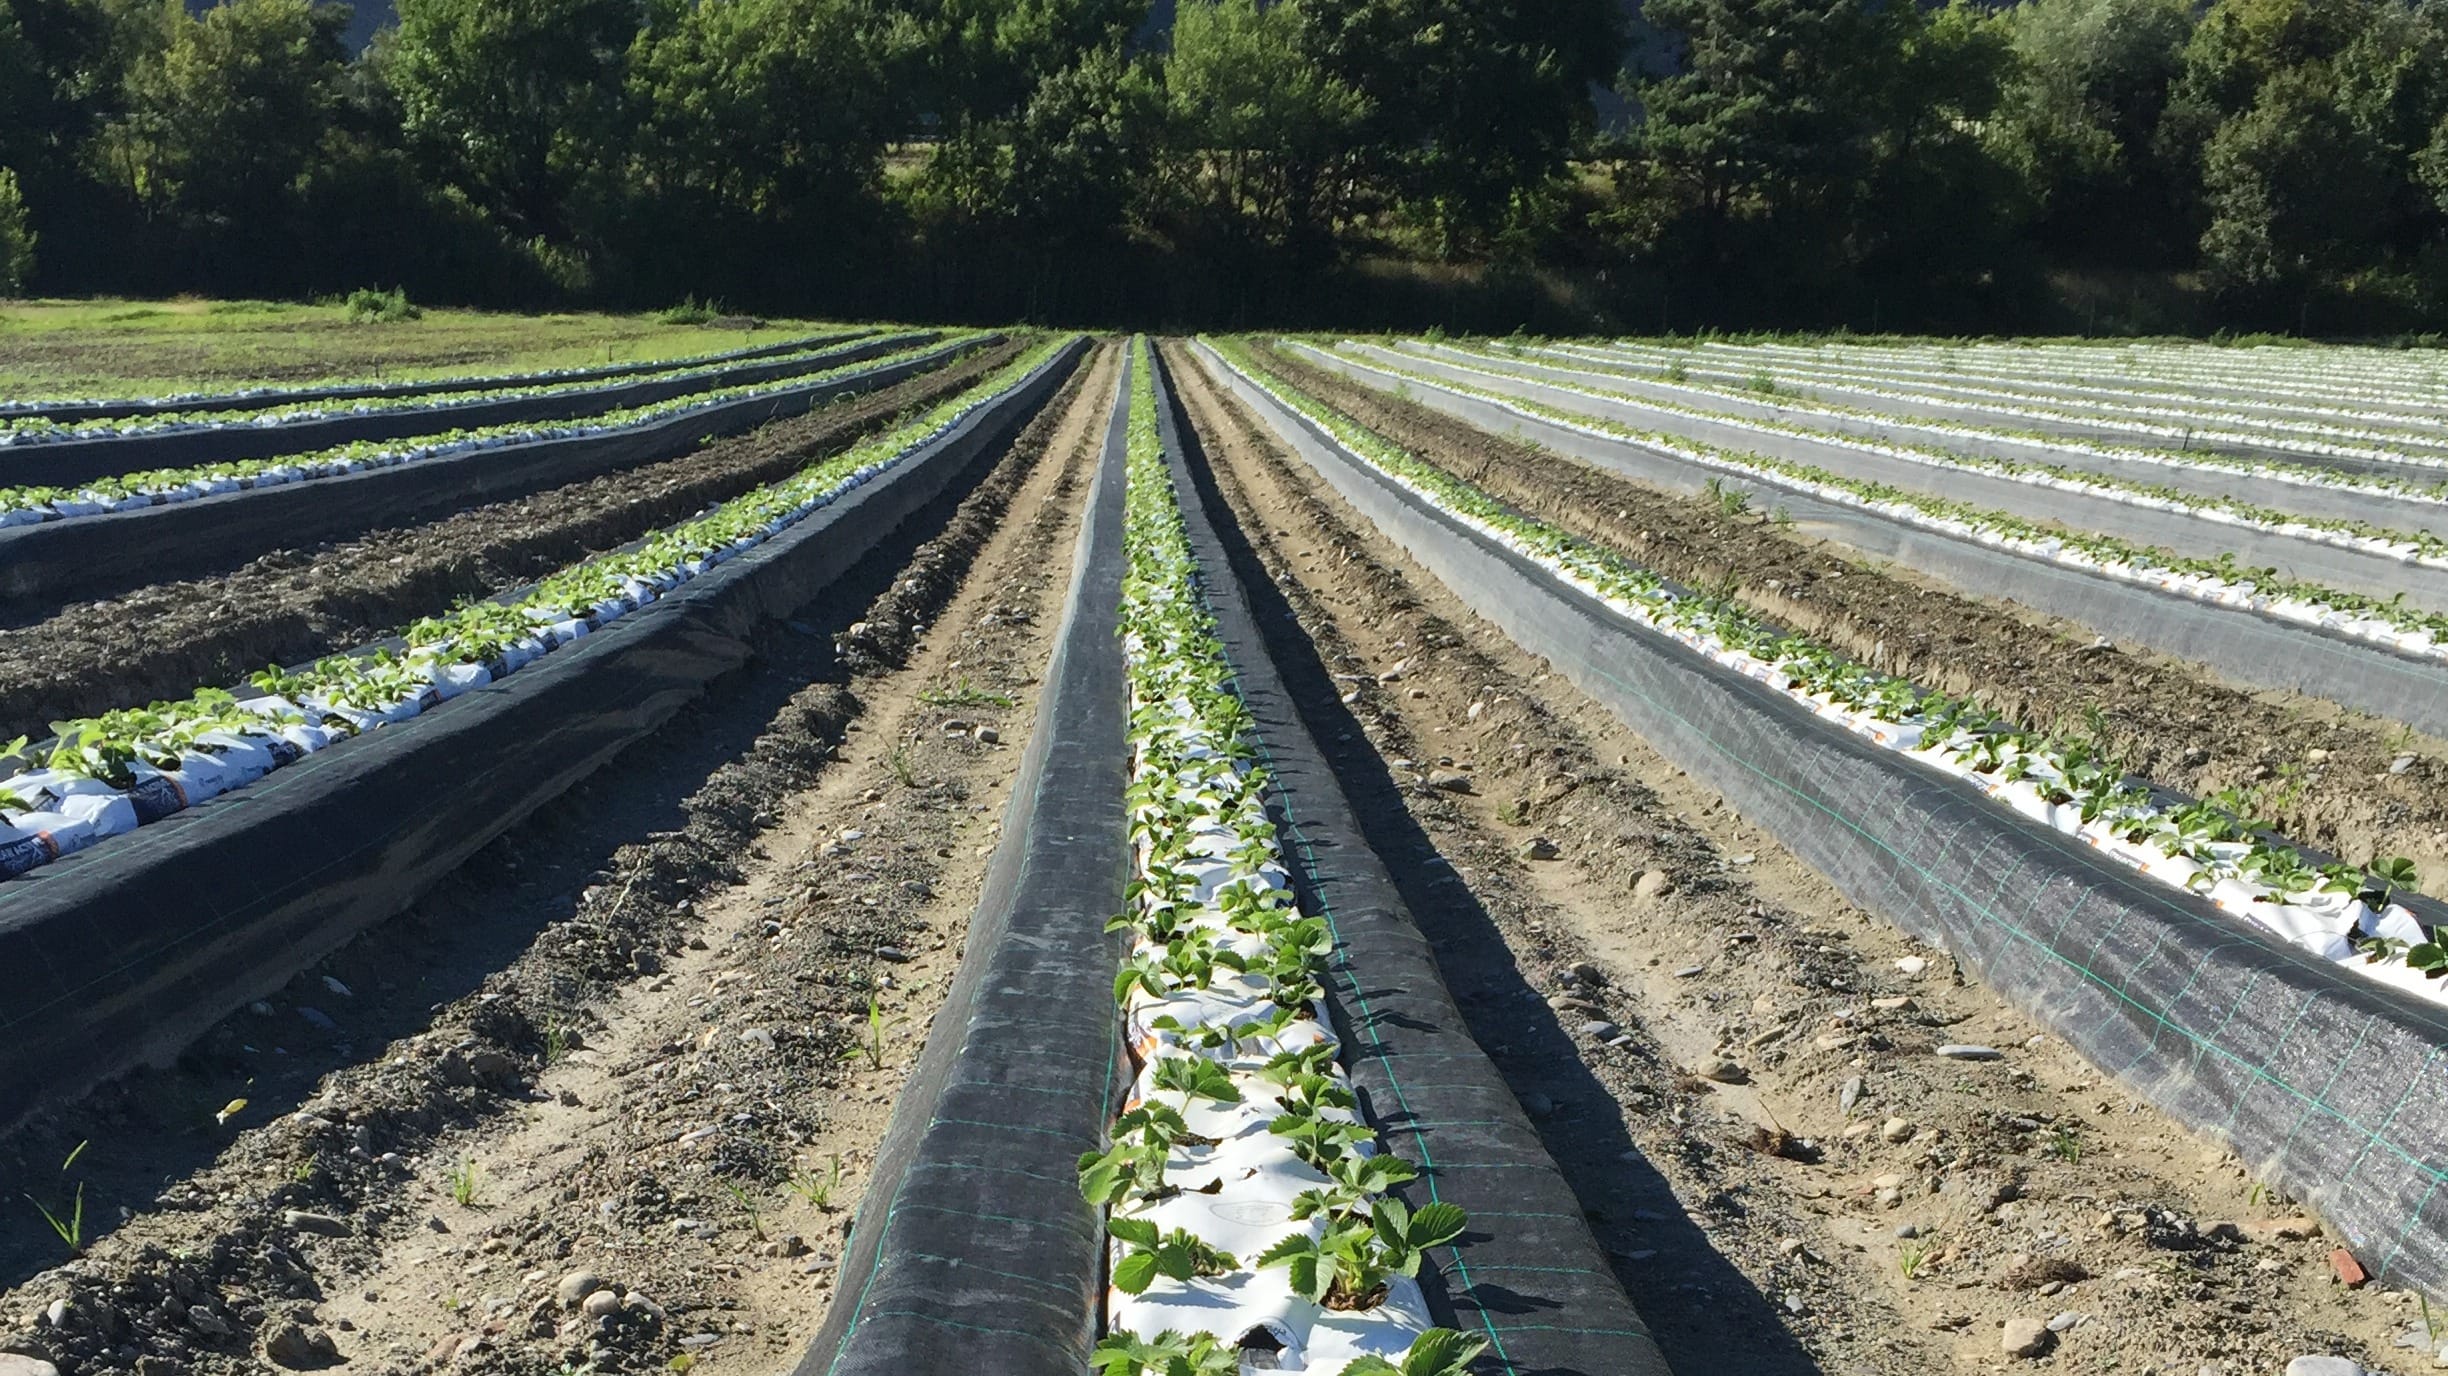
[0,337,978,529]
[1349,345,2448,663]
[1104,347,1436,1369]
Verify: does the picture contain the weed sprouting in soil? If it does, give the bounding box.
[25,1139,89,1256]
[447,1157,485,1208]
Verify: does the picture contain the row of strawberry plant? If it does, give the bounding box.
[1630,337,2448,421]
[0,329,856,417]
[1087,341,1482,1376]
[1342,343,2448,663]
[1208,338,2448,1006]
[1583,338,2448,449]
[1550,338,2448,472]
[0,338,1068,884]
[0,331,903,447]
[1461,338,2448,508]
[0,335,986,529]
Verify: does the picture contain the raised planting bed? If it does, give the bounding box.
[1409,339,2448,537]
[1199,336,2448,1304]
[0,335,996,615]
[0,337,1088,1130]
[1556,339,2448,476]
[0,329,941,488]
[0,327,867,424]
[1328,343,2448,620]
[1296,344,2448,741]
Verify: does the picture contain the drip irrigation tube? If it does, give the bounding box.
[0,337,1087,1133]
[1402,342,2448,538]
[1154,348,1674,1376]
[1199,339,2448,1306]
[0,329,869,425]
[806,348,1131,1376]
[1322,344,2448,617]
[0,331,940,489]
[0,336,996,617]
[1296,346,2448,741]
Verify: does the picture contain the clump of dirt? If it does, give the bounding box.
[0,339,1025,741]
[1257,341,2448,897]
[0,343,1112,1376]
[1170,339,2413,1376]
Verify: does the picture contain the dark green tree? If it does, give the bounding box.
[1987,0,2197,266]
[387,0,642,239]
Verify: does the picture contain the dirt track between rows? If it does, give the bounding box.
[1169,339,2414,1376]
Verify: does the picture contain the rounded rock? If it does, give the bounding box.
[2284,1359,2366,1376]
[556,1271,604,1307]
[2001,1317,2053,1359]
[582,1289,623,1319]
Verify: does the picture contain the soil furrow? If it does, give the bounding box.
[1166,339,2411,1376]
[0,339,1024,741]
[0,340,1116,1376]
[1256,341,2448,900]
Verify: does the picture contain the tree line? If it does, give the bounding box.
[1,0,2445,333]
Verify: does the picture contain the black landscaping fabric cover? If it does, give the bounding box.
[0,339,1086,1131]
[1301,346,2448,742]
[809,348,1133,1376]
[2,330,938,489]
[1155,348,1676,1376]
[4,330,866,425]
[0,336,994,617]
[1201,340,2448,1307]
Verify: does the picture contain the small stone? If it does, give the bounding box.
[1881,1117,1914,1143]
[1936,1044,2001,1061]
[1427,771,1473,794]
[1839,1076,1864,1114]
[1519,837,1561,862]
[1571,961,1604,984]
[582,1290,623,1319]
[556,1271,604,1307]
[1895,1223,1920,1240]
[1673,963,1705,978]
[2331,1248,2370,1287]
[467,1048,516,1078]
[739,1029,776,1051]
[1871,996,1915,1011]
[2001,1317,2053,1358]
[1520,1091,1558,1118]
[877,946,912,963]
[2285,1358,2366,1376]
[321,975,353,997]
[283,1210,349,1237]
[1895,956,1929,976]
[976,727,1001,745]
[2046,1311,2084,1332]
[1633,870,1673,899]
[1783,1293,1807,1315]
[1698,1058,1748,1084]
[0,1357,60,1376]
[2392,755,2416,775]
[1581,1020,1621,1041]
[942,719,972,735]
[187,1306,233,1337]
[262,1320,340,1368]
